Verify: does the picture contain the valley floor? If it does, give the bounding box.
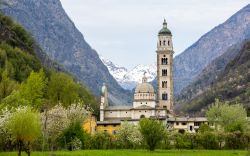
[0,150,248,156]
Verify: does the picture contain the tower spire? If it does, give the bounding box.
[142,72,148,83]
[163,19,167,28]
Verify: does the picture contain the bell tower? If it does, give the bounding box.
[156,19,174,112]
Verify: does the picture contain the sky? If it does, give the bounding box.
[60,0,249,69]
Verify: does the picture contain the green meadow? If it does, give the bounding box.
[0,150,249,156]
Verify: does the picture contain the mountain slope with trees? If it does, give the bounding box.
[0,14,98,115]
[1,0,132,105]
[176,40,250,116]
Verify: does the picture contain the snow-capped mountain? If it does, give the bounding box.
[100,56,156,90]
[100,56,128,82]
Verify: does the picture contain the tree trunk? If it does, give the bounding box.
[18,140,22,156]
[43,107,48,151]
[24,142,31,156]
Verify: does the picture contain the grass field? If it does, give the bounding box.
[0,150,249,156]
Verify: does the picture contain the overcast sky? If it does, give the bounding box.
[60,0,249,69]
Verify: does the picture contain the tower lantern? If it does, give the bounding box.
[156,19,174,112]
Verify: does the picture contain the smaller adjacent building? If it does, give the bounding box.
[85,115,209,135]
[167,117,208,133]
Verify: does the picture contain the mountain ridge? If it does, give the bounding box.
[173,4,250,96]
[100,56,156,90]
[176,39,250,116]
[1,0,132,105]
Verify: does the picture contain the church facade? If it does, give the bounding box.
[99,19,174,123]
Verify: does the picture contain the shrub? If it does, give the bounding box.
[139,118,165,151]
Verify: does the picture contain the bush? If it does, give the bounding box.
[115,122,142,149]
[139,118,165,151]
[91,132,112,149]
[225,132,245,149]
[197,132,219,149]
[60,121,86,150]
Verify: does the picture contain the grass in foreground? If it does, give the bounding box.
[0,150,248,156]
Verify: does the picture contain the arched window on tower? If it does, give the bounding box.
[163,40,166,46]
[162,69,167,76]
[162,81,167,88]
[161,58,168,65]
[162,93,168,100]
[168,40,170,46]
[159,41,162,46]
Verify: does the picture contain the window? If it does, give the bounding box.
[176,122,179,126]
[159,41,161,46]
[161,58,168,65]
[163,40,166,45]
[162,93,168,100]
[162,81,167,88]
[162,69,167,76]
[182,122,187,125]
[194,122,200,126]
[168,40,170,46]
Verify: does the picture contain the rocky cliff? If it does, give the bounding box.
[173,4,250,95]
[1,0,132,105]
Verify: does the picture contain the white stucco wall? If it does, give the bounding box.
[133,101,156,108]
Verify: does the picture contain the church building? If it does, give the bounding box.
[94,20,207,134]
[98,19,173,125]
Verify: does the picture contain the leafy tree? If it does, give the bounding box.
[0,91,29,110]
[116,121,142,148]
[6,106,41,156]
[61,121,86,150]
[198,124,213,133]
[41,104,89,150]
[19,69,47,109]
[77,85,99,116]
[0,107,13,151]
[139,118,165,151]
[0,70,19,101]
[206,99,248,132]
[48,72,79,107]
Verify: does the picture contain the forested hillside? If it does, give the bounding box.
[176,40,250,116]
[1,0,132,105]
[0,14,99,115]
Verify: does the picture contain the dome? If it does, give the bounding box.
[158,19,172,35]
[135,82,154,93]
